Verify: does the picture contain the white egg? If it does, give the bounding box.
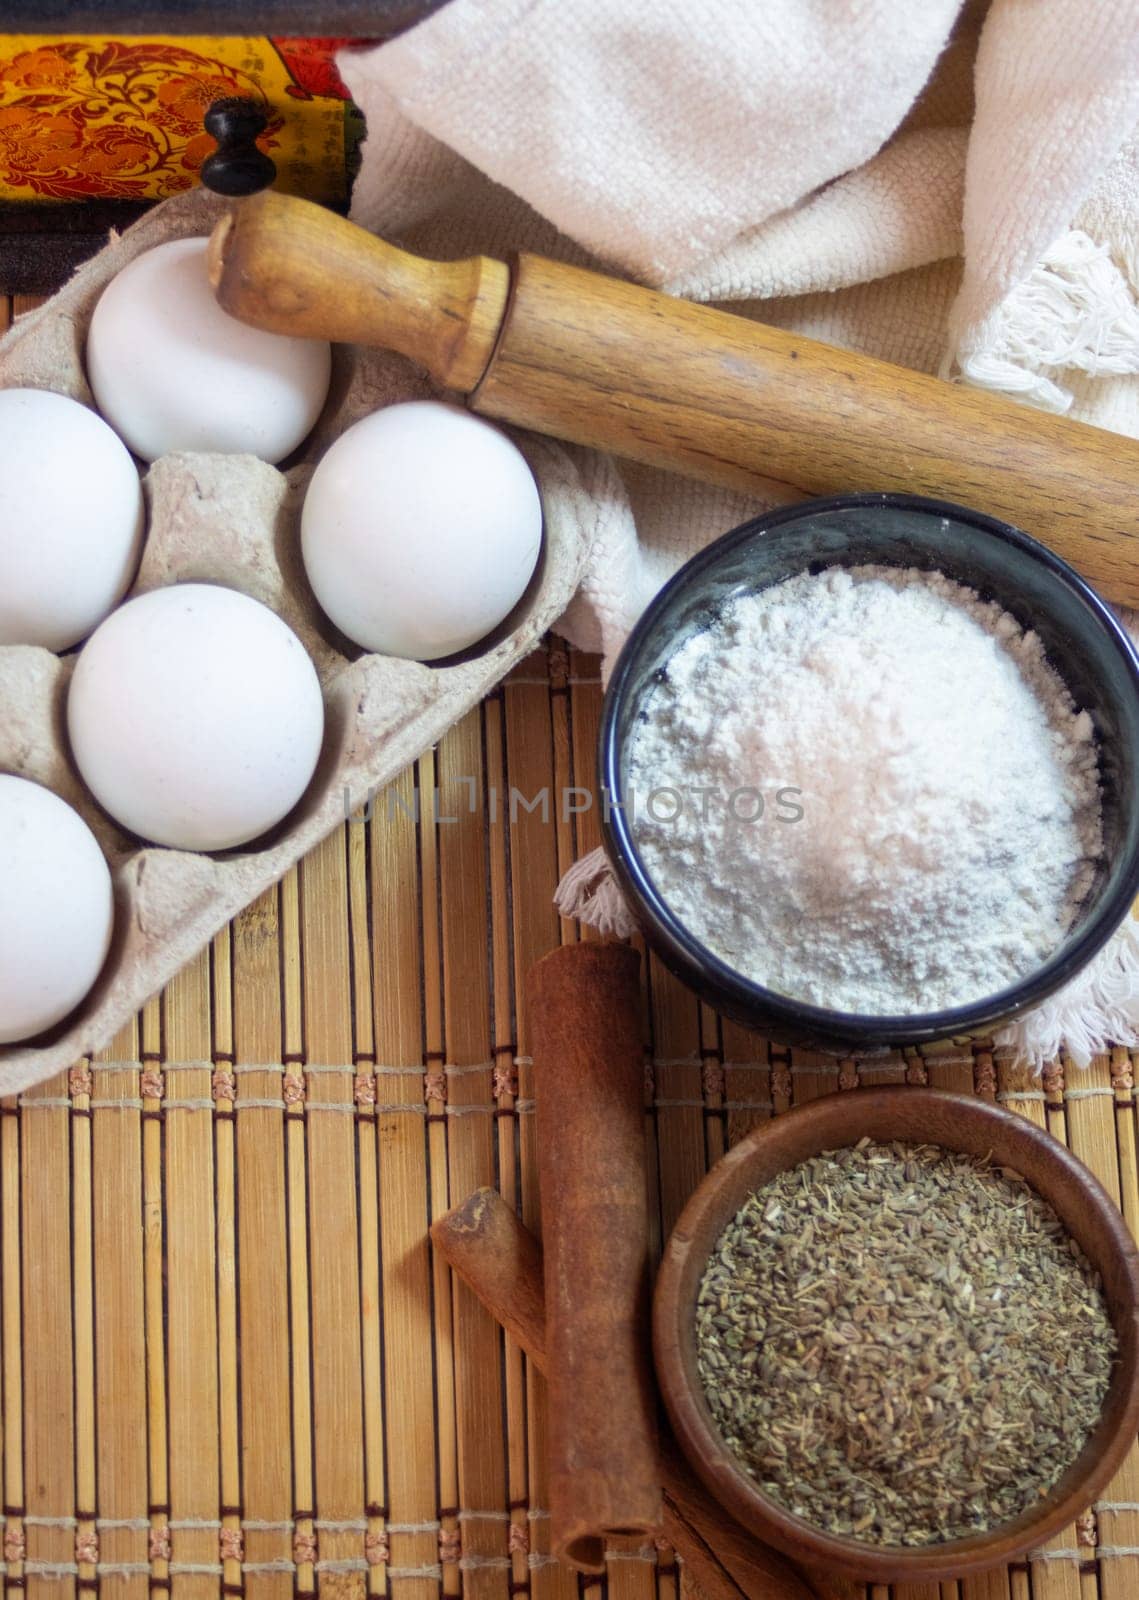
[67,584,325,852]
[301,400,543,660]
[0,776,114,1044]
[86,238,332,464]
[0,388,144,651]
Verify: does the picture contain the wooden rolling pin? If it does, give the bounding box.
[209,190,1139,609]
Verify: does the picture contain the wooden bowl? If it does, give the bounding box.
[653,1087,1139,1582]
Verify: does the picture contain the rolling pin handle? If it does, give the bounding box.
[208,190,510,391]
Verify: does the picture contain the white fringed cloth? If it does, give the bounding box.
[340,0,1139,1067]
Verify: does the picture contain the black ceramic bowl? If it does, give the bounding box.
[599,492,1139,1051]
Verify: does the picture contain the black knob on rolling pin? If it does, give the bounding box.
[200,98,277,197]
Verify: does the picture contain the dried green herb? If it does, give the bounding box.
[695,1138,1116,1546]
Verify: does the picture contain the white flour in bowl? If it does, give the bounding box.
[626,565,1104,1015]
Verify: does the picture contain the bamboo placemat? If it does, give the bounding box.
[3,293,1139,1600]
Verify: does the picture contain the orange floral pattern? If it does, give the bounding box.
[270,36,360,102]
[0,35,355,203]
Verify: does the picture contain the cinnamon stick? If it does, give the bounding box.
[431,1188,825,1600]
[431,1186,546,1358]
[527,942,660,1572]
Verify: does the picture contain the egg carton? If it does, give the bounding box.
[0,187,592,1096]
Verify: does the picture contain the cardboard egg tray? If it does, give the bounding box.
[0,187,592,1096]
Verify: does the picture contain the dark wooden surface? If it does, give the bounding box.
[0,200,150,297]
[0,0,446,31]
[653,1087,1139,1583]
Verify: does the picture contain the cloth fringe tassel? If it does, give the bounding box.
[552,845,638,938]
[995,911,1139,1071]
[952,229,1139,413]
[556,852,1139,1075]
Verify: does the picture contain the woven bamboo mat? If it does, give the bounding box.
[4,293,1139,1600]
